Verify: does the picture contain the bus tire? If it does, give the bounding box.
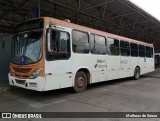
[74,71,87,93]
[134,67,140,80]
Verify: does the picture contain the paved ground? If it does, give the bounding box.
[0,69,160,121]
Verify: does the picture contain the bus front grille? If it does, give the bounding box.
[15,79,26,85]
[13,67,32,73]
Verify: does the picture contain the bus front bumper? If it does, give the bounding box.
[8,73,45,91]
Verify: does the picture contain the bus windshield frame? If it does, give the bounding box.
[10,18,44,65]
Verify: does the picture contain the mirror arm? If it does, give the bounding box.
[47,29,52,52]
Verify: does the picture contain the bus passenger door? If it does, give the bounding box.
[45,28,72,91]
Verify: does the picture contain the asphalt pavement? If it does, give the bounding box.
[0,69,160,121]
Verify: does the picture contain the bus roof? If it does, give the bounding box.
[42,17,153,47]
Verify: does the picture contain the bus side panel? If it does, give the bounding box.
[130,57,139,77]
[138,58,146,75]
[119,56,131,78]
[72,54,106,84]
[107,56,120,80]
[145,57,154,73]
[44,60,73,91]
[90,55,106,83]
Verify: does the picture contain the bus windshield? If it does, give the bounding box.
[11,31,42,65]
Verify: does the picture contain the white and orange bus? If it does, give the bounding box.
[9,17,155,92]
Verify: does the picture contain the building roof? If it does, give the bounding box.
[0,0,160,52]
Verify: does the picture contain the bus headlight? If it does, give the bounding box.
[30,68,42,79]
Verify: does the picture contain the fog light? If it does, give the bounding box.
[12,80,14,84]
[25,82,28,87]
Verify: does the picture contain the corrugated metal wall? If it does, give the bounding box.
[0,33,12,84]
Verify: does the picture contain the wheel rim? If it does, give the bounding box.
[77,76,85,88]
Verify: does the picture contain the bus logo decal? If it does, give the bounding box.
[20,55,27,64]
[120,60,128,64]
[94,59,107,68]
[94,64,97,68]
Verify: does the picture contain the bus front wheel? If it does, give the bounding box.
[74,71,87,93]
[134,67,140,80]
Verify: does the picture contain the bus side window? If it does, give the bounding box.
[139,45,145,57]
[90,34,106,55]
[120,40,130,56]
[46,30,70,61]
[72,30,89,54]
[151,47,153,58]
[130,43,138,57]
[51,31,58,52]
[146,46,152,58]
[107,38,119,55]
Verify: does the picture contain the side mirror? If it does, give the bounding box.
[47,29,52,52]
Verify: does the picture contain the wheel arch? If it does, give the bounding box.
[133,66,141,76]
[133,66,141,80]
[75,68,91,84]
[135,66,140,72]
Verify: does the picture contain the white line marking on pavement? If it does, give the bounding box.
[3,93,67,108]
[53,99,67,104]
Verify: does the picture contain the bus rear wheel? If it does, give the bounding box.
[74,71,87,93]
[134,67,140,80]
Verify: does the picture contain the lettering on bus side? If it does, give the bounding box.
[120,60,128,64]
[94,59,107,68]
[97,59,105,63]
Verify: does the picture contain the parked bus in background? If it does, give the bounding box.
[9,17,155,92]
[154,53,160,69]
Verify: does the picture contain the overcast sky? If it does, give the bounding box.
[129,0,160,21]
